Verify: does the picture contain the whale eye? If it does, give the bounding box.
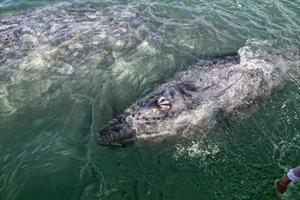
[157,96,171,111]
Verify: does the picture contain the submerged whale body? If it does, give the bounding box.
[97,46,299,147]
[0,3,146,116]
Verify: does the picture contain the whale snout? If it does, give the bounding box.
[97,118,136,147]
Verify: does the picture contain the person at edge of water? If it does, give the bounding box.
[276,165,300,194]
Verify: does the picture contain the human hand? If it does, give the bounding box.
[276,175,291,194]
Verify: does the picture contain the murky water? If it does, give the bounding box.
[0,0,300,199]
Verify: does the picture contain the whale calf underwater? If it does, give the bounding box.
[0,3,147,116]
[97,46,300,147]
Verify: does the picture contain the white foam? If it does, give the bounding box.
[174,140,220,159]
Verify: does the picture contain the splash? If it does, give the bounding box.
[174,140,220,159]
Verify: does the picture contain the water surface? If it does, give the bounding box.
[0,0,300,199]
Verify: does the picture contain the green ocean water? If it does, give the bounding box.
[0,0,300,200]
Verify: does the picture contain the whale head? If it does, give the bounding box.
[97,83,198,147]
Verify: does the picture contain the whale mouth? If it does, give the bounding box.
[97,135,135,148]
[96,132,135,148]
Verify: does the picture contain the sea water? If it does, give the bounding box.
[0,0,300,199]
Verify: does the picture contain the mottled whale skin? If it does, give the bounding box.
[97,47,299,147]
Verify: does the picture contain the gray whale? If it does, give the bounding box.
[97,46,300,147]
